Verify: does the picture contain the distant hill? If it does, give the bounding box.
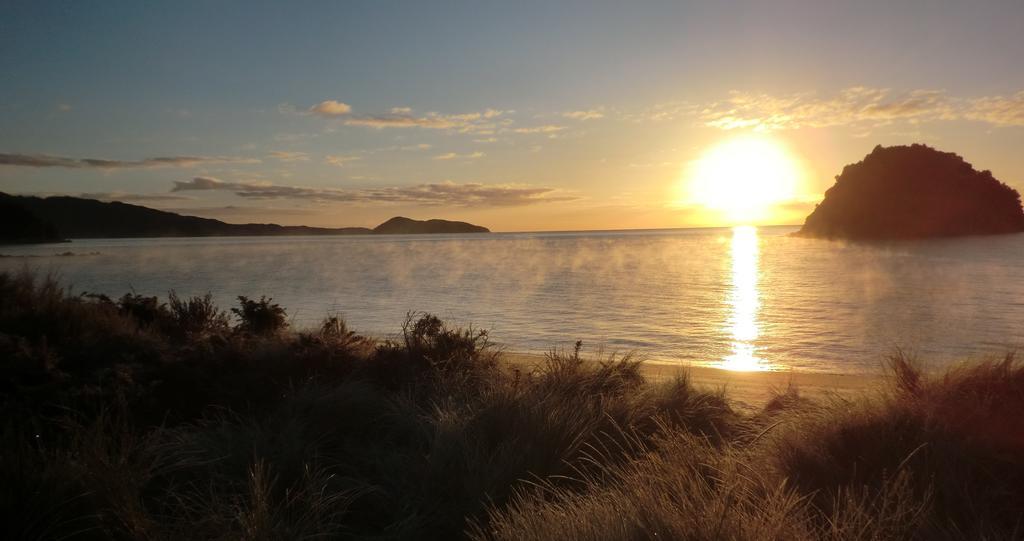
[0,193,489,242]
[0,195,65,243]
[798,144,1024,240]
[373,216,490,234]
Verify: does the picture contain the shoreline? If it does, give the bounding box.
[501,351,883,411]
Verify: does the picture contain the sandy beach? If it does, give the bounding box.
[502,352,883,411]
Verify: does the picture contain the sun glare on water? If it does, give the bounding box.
[684,137,802,224]
[720,225,771,371]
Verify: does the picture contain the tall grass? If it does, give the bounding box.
[1,270,1022,539]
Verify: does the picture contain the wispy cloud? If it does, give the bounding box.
[78,191,194,202]
[964,91,1024,127]
[301,100,509,134]
[308,99,353,117]
[699,87,955,131]
[510,125,566,134]
[268,150,310,162]
[163,205,315,217]
[171,176,575,207]
[626,101,699,123]
[56,103,72,113]
[368,143,432,152]
[697,87,1024,131]
[433,151,484,160]
[0,153,259,169]
[561,108,605,120]
[324,154,361,166]
[343,108,507,133]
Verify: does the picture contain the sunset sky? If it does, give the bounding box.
[3,1,1024,231]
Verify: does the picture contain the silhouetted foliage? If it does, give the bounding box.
[2,271,1023,539]
[232,295,288,336]
[317,315,360,344]
[117,292,167,326]
[167,290,229,338]
[799,144,1024,239]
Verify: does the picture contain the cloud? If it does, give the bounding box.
[433,151,484,160]
[699,87,958,131]
[324,154,361,166]
[369,143,432,152]
[56,103,72,112]
[561,108,605,120]
[0,153,259,169]
[273,132,317,142]
[78,191,194,203]
[308,99,353,117]
[344,115,455,129]
[964,91,1024,127]
[303,103,508,134]
[268,150,310,162]
[510,125,566,134]
[696,87,1024,131]
[342,109,506,133]
[627,101,699,122]
[171,176,575,207]
[163,205,314,217]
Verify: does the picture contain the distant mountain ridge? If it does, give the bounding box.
[0,193,489,243]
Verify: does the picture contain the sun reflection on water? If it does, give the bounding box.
[719,226,772,371]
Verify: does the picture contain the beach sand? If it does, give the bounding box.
[501,352,883,412]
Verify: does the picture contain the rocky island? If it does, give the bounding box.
[0,193,489,243]
[798,144,1024,240]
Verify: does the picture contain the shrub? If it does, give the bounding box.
[167,291,229,339]
[117,292,168,326]
[232,295,288,336]
[402,312,498,376]
[318,315,360,345]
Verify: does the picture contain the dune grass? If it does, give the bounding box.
[1,270,1023,540]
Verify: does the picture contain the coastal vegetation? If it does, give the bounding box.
[2,271,1023,540]
[799,144,1024,240]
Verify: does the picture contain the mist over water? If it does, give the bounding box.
[4,226,1023,374]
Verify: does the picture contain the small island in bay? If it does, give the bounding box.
[0,193,489,243]
[798,144,1024,240]
[373,216,490,234]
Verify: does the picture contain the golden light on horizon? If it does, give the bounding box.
[719,225,771,372]
[683,137,802,224]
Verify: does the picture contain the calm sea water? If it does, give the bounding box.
[3,226,1023,374]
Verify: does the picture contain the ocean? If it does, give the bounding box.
[4,225,1023,374]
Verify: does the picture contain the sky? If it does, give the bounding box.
[2,0,1024,231]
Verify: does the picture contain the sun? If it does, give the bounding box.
[683,137,802,224]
